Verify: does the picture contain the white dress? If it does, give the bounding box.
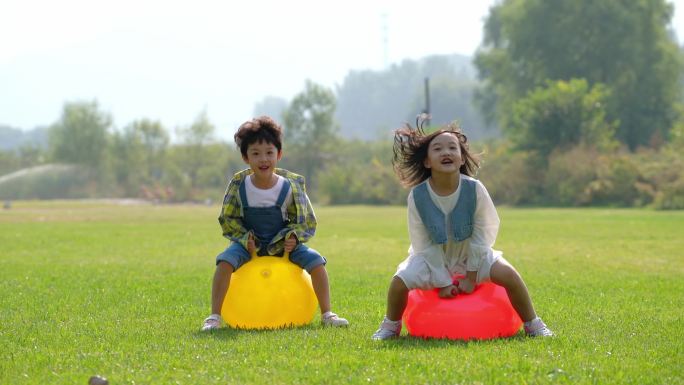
[395,174,503,290]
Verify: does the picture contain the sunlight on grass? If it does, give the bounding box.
[1,202,682,384]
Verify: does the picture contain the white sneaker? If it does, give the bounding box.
[371,316,401,340]
[524,317,554,337]
[321,312,349,327]
[201,314,222,331]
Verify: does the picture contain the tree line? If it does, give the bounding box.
[472,0,684,209]
[1,0,683,209]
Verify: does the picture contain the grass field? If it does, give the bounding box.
[1,202,683,384]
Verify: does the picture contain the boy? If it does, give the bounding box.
[202,116,349,331]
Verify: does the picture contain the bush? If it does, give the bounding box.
[543,146,640,206]
[653,176,684,210]
[634,147,684,210]
[544,146,599,206]
[477,141,542,205]
[318,158,406,205]
[586,154,639,206]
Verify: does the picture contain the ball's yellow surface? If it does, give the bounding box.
[221,255,317,329]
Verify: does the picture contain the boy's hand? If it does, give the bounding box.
[247,233,256,255]
[284,233,298,253]
[438,284,459,298]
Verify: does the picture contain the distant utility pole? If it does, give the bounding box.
[423,77,431,125]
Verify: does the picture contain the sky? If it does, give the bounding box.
[2,0,684,140]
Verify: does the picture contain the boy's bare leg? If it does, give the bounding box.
[489,259,536,322]
[309,265,331,314]
[310,265,349,326]
[211,261,234,315]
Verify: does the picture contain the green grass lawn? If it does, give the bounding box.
[1,202,682,384]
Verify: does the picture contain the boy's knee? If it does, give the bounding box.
[308,263,325,273]
[216,261,235,273]
[291,246,327,273]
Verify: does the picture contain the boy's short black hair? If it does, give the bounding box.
[234,116,283,157]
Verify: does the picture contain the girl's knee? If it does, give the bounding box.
[491,260,522,286]
[390,276,409,293]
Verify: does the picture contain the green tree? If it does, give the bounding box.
[282,80,338,191]
[509,79,617,158]
[475,0,683,150]
[48,100,112,168]
[174,110,217,195]
[176,110,215,147]
[109,128,146,195]
[107,119,170,197]
[132,119,169,181]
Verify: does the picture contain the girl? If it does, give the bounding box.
[371,117,553,340]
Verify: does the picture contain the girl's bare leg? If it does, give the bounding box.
[386,276,409,321]
[489,259,536,322]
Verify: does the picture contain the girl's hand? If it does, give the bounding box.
[284,233,298,253]
[247,233,256,255]
[438,284,459,298]
[455,278,475,294]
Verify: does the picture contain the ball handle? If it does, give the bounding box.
[250,251,291,259]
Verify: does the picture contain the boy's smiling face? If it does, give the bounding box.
[243,139,282,180]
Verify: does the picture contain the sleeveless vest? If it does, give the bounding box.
[412,178,477,244]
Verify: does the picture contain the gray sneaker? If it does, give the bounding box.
[201,314,222,331]
[371,317,401,340]
[524,317,554,337]
[321,312,349,327]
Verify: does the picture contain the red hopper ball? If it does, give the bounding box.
[403,276,522,340]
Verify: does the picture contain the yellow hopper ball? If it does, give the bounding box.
[221,254,317,329]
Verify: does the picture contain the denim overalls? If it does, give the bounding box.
[216,177,326,272]
[241,178,291,256]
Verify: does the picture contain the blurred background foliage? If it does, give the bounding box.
[1,0,683,209]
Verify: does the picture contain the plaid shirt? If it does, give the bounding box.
[218,168,317,255]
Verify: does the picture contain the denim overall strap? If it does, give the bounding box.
[239,177,290,256]
[238,178,251,208]
[412,178,477,244]
[275,179,291,207]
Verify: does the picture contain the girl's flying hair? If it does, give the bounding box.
[392,114,480,187]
